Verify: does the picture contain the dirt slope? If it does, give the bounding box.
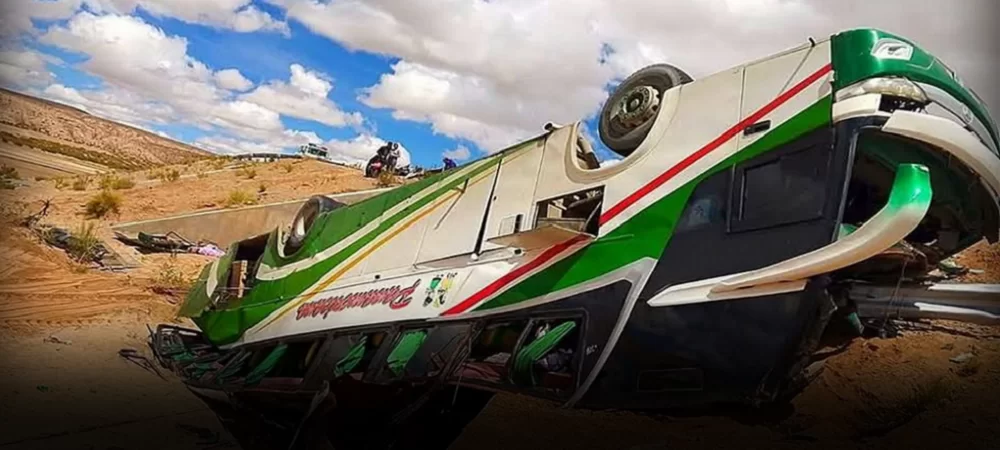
[0,88,210,169]
[0,157,378,328]
[8,158,376,225]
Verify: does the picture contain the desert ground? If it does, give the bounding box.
[1,113,999,450]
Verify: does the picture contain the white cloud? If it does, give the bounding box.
[42,84,89,105]
[196,128,319,155]
[278,0,999,152]
[41,12,221,106]
[442,145,471,161]
[0,1,82,37]
[41,83,177,126]
[214,68,253,92]
[0,49,58,88]
[324,134,412,168]
[86,0,288,34]
[241,64,363,128]
[24,11,365,159]
[289,63,331,97]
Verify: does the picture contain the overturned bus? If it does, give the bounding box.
[150,28,999,450]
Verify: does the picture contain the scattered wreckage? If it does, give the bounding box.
[149,28,1000,450]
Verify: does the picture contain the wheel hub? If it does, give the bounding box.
[613,85,660,129]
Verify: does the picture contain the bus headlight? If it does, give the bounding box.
[835,77,929,104]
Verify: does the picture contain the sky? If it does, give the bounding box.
[0,1,997,169]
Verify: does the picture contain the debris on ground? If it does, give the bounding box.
[115,231,224,257]
[43,335,72,345]
[118,348,165,380]
[950,352,975,364]
[32,223,138,271]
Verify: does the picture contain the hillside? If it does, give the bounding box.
[0,88,211,170]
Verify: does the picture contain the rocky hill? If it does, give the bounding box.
[0,88,211,170]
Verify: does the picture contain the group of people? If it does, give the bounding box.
[364,141,459,178]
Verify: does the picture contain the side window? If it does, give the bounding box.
[451,317,582,397]
[729,132,833,233]
[401,324,471,379]
[534,186,605,236]
[453,320,529,385]
[229,336,325,387]
[675,191,727,233]
[328,331,388,381]
[267,337,325,379]
[510,318,581,394]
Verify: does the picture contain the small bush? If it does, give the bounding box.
[283,163,294,173]
[0,165,19,189]
[0,165,18,180]
[257,182,267,193]
[196,171,208,179]
[34,176,47,181]
[71,177,88,191]
[99,174,135,190]
[53,177,67,190]
[150,258,193,296]
[162,169,181,182]
[223,190,257,208]
[376,171,396,188]
[84,190,122,219]
[66,221,100,263]
[238,166,257,179]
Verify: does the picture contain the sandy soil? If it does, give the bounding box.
[0,149,998,449]
[8,158,376,224]
[953,239,1000,283]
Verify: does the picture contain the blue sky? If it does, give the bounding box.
[1,1,994,169]
[1,0,628,169]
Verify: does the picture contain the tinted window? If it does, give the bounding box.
[730,139,832,232]
[268,338,324,379]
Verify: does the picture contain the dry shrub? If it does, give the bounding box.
[376,171,396,187]
[0,166,16,189]
[84,190,122,219]
[150,257,193,297]
[237,165,257,179]
[0,165,18,180]
[99,174,135,190]
[223,189,257,208]
[162,168,181,182]
[66,221,100,263]
[71,176,89,191]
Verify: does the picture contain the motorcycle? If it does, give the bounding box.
[365,157,384,178]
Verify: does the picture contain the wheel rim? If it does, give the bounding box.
[609,84,661,136]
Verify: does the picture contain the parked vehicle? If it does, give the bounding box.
[152,28,999,450]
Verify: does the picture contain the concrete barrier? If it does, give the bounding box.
[111,188,391,247]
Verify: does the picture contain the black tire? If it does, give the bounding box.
[598,63,693,157]
[284,195,344,255]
